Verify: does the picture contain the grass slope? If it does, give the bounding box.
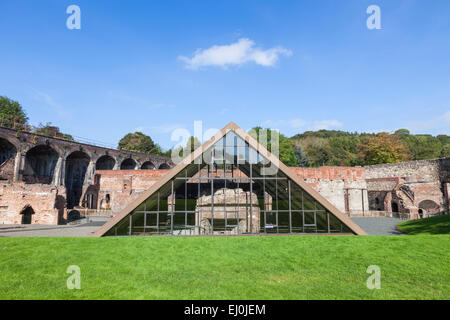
[0,236,449,300]
[397,215,450,235]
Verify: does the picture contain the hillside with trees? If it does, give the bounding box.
[291,129,450,167]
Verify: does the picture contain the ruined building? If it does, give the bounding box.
[0,127,172,224]
[0,124,449,227]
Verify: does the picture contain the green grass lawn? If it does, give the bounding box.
[0,235,449,300]
[397,215,450,235]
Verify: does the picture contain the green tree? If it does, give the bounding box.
[0,96,29,130]
[185,136,201,154]
[394,129,410,136]
[293,145,310,167]
[441,144,450,158]
[290,128,449,166]
[33,122,74,141]
[400,134,442,160]
[249,127,298,166]
[294,136,331,167]
[118,132,162,155]
[358,133,412,165]
[170,136,201,159]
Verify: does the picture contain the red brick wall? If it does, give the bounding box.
[0,183,65,224]
[290,166,365,182]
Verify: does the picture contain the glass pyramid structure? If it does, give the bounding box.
[93,122,366,237]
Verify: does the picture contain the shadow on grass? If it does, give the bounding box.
[397,215,450,235]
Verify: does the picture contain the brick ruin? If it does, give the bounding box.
[0,126,448,225]
[365,159,450,219]
[0,127,173,224]
[93,160,449,222]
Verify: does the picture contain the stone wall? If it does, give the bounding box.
[365,159,441,181]
[0,182,65,224]
[95,169,169,212]
[291,167,368,214]
[365,158,450,218]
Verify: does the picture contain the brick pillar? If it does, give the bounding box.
[53,156,63,186]
[84,160,95,185]
[60,156,66,186]
[13,151,22,182]
[113,158,120,170]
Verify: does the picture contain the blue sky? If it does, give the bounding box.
[0,0,449,150]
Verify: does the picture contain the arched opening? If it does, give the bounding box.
[100,194,111,210]
[158,163,170,169]
[141,161,155,170]
[0,137,17,180]
[120,158,136,170]
[67,210,81,223]
[418,200,440,218]
[23,145,58,184]
[418,209,423,219]
[20,206,34,224]
[391,202,399,213]
[0,137,17,166]
[82,185,98,209]
[65,151,90,209]
[95,155,115,170]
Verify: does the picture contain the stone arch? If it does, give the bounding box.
[141,161,155,170]
[418,200,440,218]
[158,163,170,169]
[65,151,90,209]
[95,155,116,170]
[100,193,111,210]
[0,137,17,180]
[120,158,136,170]
[391,202,399,213]
[82,185,98,209]
[20,205,34,224]
[0,137,17,165]
[67,209,81,223]
[23,144,59,184]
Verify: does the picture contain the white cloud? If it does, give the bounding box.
[179,38,292,69]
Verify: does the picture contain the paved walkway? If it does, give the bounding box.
[0,220,106,237]
[0,217,405,237]
[351,217,405,235]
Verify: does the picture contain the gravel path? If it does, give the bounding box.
[351,217,406,235]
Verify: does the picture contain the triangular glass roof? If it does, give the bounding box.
[93,122,366,236]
